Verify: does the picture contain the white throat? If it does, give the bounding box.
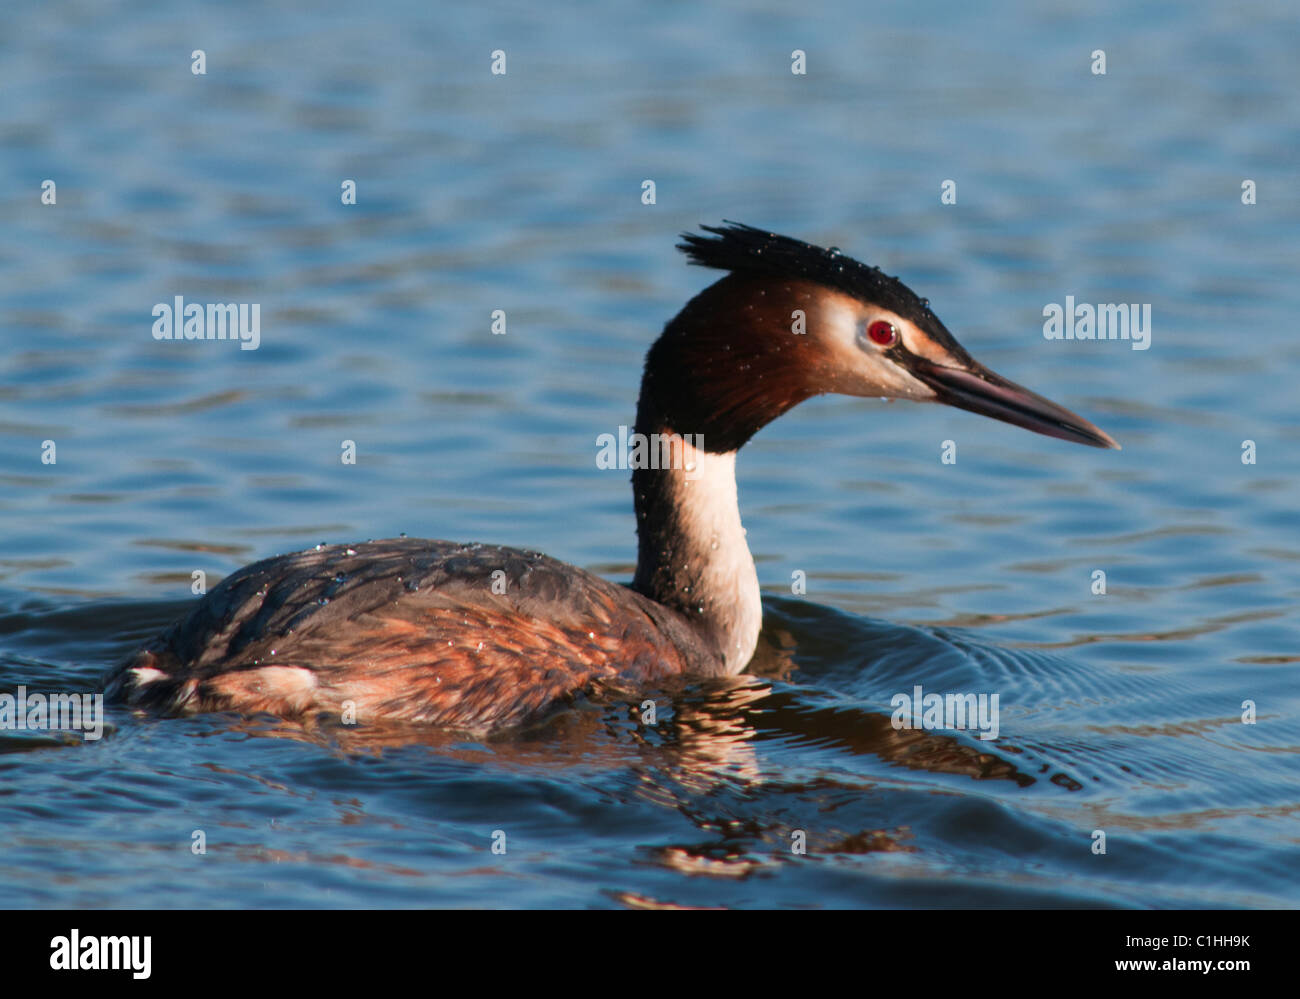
[632,436,762,674]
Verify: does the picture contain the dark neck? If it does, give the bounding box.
[627,275,822,673]
[629,403,760,675]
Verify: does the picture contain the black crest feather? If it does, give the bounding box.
[677,221,940,328]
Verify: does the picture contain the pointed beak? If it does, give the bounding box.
[911,357,1120,450]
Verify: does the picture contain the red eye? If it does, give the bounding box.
[866,320,898,347]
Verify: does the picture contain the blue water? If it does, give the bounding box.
[2,0,1298,907]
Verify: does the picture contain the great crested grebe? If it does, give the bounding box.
[107,223,1118,730]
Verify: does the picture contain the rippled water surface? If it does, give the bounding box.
[2,0,1299,908]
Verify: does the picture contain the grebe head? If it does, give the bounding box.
[642,222,1119,452]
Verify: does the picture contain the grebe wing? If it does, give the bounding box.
[108,539,714,729]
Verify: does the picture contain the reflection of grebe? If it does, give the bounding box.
[107,223,1117,730]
